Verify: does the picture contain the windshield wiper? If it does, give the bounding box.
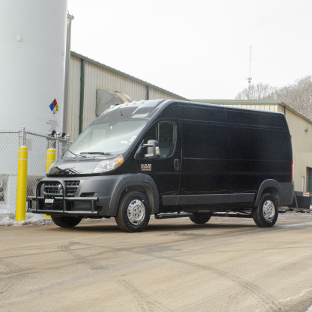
[80,152,112,155]
[65,149,86,158]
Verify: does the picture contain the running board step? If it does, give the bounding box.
[155,213,192,219]
[212,212,252,218]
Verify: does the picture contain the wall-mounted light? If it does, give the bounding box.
[304,128,308,133]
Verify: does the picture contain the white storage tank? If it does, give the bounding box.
[0,0,68,134]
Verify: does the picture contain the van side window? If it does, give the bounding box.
[159,122,176,158]
[144,122,176,158]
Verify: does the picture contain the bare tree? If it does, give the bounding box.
[235,83,276,100]
[269,76,312,118]
[235,76,312,119]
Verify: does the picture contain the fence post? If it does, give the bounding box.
[16,144,28,222]
[21,126,26,146]
[55,132,61,161]
[44,148,56,219]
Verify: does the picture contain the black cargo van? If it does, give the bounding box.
[29,100,294,232]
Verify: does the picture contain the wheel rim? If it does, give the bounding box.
[127,199,146,226]
[263,200,275,222]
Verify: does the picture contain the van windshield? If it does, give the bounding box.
[64,120,148,157]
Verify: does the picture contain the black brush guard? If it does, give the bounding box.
[27,180,99,216]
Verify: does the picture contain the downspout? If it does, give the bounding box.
[146,85,149,100]
[63,13,74,133]
[79,58,85,134]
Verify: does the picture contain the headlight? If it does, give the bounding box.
[93,156,124,173]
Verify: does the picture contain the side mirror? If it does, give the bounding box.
[134,140,160,160]
[143,140,160,160]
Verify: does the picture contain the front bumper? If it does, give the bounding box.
[27,179,99,217]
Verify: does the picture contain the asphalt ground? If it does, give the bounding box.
[1,211,312,312]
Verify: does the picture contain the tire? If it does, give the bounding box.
[189,212,212,224]
[51,216,82,228]
[252,193,278,227]
[115,191,150,232]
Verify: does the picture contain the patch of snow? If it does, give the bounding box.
[278,288,312,303]
[278,222,312,228]
[0,209,52,227]
[307,306,312,312]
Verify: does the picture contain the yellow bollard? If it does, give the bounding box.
[45,148,56,218]
[46,148,56,172]
[16,146,28,222]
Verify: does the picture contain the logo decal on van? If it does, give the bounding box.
[141,164,152,171]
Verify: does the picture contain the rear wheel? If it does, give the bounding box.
[115,191,150,232]
[189,212,212,224]
[51,216,82,228]
[252,193,278,227]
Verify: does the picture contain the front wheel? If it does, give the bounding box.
[189,212,212,224]
[252,193,278,227]
[51,216,82,228]
[115,191,150,232]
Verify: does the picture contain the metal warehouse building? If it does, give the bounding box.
[195,100,312,194]
[64,52,312,195]
[64,52,187,140]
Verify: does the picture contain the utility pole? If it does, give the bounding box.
[247,45,252,99]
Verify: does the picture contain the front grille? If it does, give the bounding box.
[43,182,61,195]
[43,181,80,197]
[65,181,80,196]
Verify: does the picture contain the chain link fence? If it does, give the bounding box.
[0,129,71,213]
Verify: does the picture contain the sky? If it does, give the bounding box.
[67,0,312,100]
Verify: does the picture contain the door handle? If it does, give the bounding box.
[174,159,180,171]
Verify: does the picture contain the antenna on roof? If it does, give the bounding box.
[247,45,252,99]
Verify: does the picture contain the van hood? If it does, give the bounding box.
[48,159,100,176]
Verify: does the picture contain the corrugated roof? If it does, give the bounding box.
[71,51,188,101]
[192,99,312,125]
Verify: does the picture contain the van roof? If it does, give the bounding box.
[92,99,285,126]
[92,100,166,125]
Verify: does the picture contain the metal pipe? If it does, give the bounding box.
[63,13,74,133]
[55,132,61,161]
[79,59,85,134]
[21,126,26,146]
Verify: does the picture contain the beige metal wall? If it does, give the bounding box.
[284,109,312,192]
[65,55,81,139]
[65,53,186,140]
[218,104,280,112]
[148,88,180,100]
[82,62,147,134]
